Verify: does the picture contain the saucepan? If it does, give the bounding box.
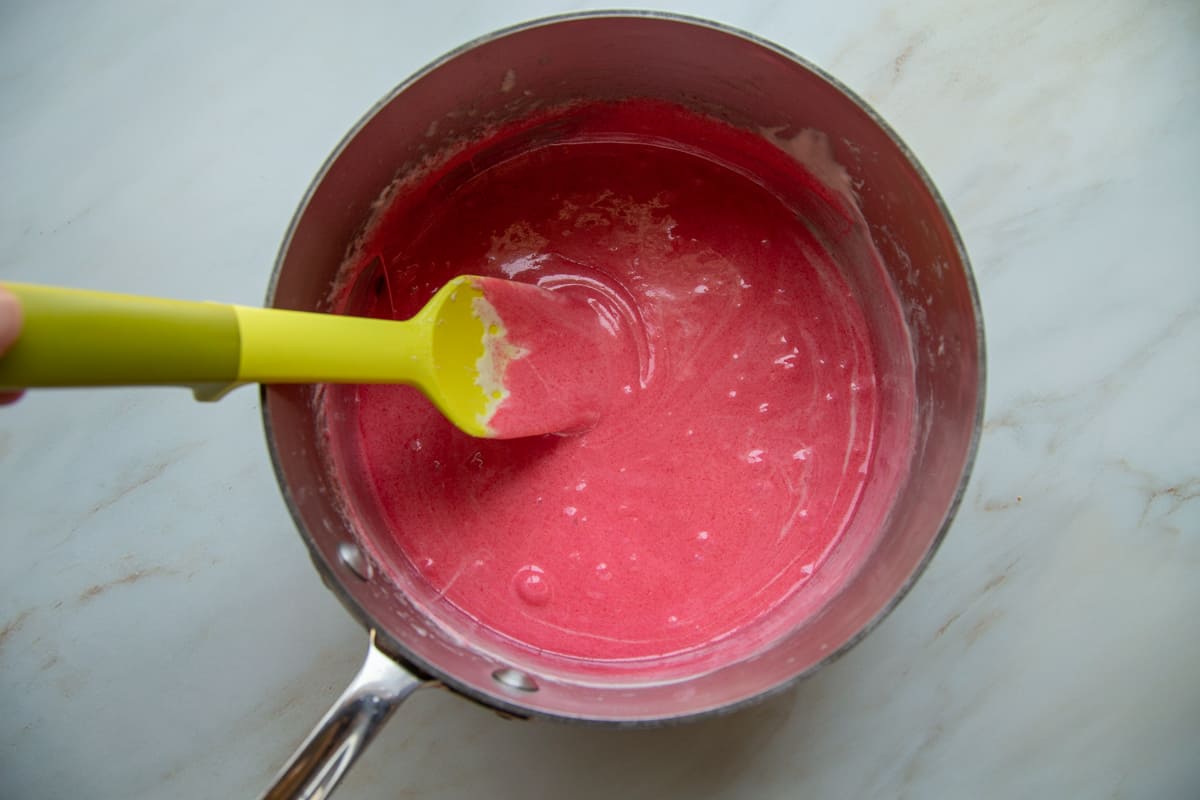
[259,12,984,799]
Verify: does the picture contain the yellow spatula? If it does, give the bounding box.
[0,276,576,439]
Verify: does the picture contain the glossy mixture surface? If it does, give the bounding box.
[328,101,906,661]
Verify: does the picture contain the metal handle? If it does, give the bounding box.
[260,631,427,800]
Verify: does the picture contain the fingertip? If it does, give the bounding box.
[0,286,23,354]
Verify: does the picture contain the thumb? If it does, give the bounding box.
[0,287,22,355]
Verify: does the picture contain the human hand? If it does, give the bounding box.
[0,286,24,404]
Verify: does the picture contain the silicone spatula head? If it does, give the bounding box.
[426,276,614,439]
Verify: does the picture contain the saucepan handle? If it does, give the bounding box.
[260,631,428,800]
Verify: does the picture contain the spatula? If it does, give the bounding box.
[0,276,600,439]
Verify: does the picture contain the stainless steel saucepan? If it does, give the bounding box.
[258,12,984,799]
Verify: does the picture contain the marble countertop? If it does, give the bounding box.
[2,1,1197,797]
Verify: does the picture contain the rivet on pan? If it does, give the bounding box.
[492,668,538,693]
[337,542,372,581]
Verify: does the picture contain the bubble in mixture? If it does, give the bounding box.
[513,565,551,606]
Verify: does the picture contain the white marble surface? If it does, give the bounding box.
[1,0,1197,797]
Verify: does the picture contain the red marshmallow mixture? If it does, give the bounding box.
[326,100,913,662]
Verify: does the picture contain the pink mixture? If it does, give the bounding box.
[328,101,910,662]
[470,277,623,440]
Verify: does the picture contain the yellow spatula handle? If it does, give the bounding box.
[0,283,432,393]
[232,305,432,387]
[0,283,241,388]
